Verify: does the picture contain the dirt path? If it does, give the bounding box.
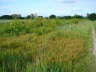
[91,28,96,72]
[92,29,96,56]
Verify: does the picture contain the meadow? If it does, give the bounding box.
[0,18,96,72]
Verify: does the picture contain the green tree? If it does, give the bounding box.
[11,14,22,19]
[0,15,12,19]
[87,13,96,20]
[73,15,84,19]
[49,14,56,19]
[27,13,37,19]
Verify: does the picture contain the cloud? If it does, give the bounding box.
[0,8,8,12]
[56,0,76,4]
[0,0,16,3]
[0,0,15,1]
[63,0,76,4]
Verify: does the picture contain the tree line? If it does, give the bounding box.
[0,13,96,20]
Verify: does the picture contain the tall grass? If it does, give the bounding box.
[0,19,95,72]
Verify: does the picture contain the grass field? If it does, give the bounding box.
[0,18,95,72]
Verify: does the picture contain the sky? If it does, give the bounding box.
[0,0,96,16]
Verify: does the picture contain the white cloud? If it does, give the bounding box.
[55,0,76,4]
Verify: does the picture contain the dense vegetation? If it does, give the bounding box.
[0,13,96,20]
[0,18,96,72]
